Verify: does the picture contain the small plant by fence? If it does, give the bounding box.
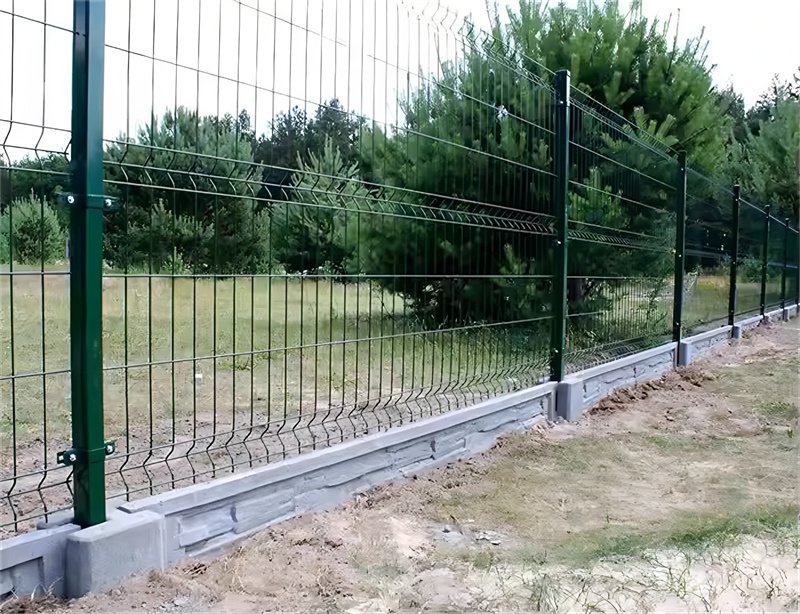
[1,0,798,534]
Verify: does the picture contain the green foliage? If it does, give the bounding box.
[115,199,212,273]
[746,99,799,220]
[355,0,682,326]
[272,138,367,276]
[104,107,269,273]
[0,194,66,264]
[2,154,70,227]
[723,76,799,220]
[739,257,764,283]
[254,99,365,200]
[496,0,729,171]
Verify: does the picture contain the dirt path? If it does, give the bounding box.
[5,320,799,613]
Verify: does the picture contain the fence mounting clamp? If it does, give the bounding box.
[56,191,121,211]
[57,441,116,466]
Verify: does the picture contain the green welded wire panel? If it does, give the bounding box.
[563,91,676,373]
[764,212,785,311]
[681,170,734,335]
[94,0,561,512]
[0,1,76,533]
[1,0,793,534]
[735,199,767,317]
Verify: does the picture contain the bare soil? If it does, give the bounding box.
[3,319,799,613]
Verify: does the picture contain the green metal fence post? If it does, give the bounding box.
[672,151,687,342]
[781,217,789,310]
[759,205,770,316]
[727,184,740,326]
[67,0,108,528]
[550,69,570,381]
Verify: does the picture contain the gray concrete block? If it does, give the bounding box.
[232,489,296,534]
[292,481,358,513]
[732,323,743,339]
[470,412,516,435]
[782,307,790,321]
[464,429,505,455]
[581,379,601,407]
[735,313,763,333]
[432,431,467,458]
[65,511,165,598]
[677,340,693,366]
[177,507,234,548]
[302,452,392,489]
[555,379,582,421]
[389,440,434,468]
[556,343,677,420]
[0,570,12,596]
[678,326,733,366]
[162,516,185,565]
[0,523,79,598]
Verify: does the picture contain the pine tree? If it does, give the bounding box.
[272,137,370,277]
[357,0,701,326]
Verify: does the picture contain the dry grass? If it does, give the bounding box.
[0,272,545,438]
[1,270,548,529]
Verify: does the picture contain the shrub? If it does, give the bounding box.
[0,194,66,264]
[104,199,271,275]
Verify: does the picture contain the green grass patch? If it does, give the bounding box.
[754,400,798,421]
[561,504,799,564]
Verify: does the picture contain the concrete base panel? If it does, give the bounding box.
[677,326,733,367]
[118,383,555,564]
[556,342,677,421]
[0,523,80,599]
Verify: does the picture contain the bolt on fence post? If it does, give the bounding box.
[672,151,687,342]
[69,0,107,527]
[550,69,570,382]
[759,205,770,316]
[727,184,740,326]
[781,217,789,310]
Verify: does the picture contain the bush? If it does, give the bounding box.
[104,199,271,274]
[0,195,66,264]
[737,256,780,282]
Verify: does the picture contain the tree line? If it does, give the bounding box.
[1,0,797,327]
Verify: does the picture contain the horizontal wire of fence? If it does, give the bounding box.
[1,0,798,534]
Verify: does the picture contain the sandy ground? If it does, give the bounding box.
[3,319,799,613]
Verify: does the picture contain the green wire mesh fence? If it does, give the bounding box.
[1,0,798,534]
[683,170,734,335]
[565,90,676,372]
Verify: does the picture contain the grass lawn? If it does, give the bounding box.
[0,267,759,529]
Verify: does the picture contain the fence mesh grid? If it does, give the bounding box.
[1,0,797,533]
[565,92,675,372]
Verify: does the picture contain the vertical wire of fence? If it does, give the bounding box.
[1,0,797,534]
